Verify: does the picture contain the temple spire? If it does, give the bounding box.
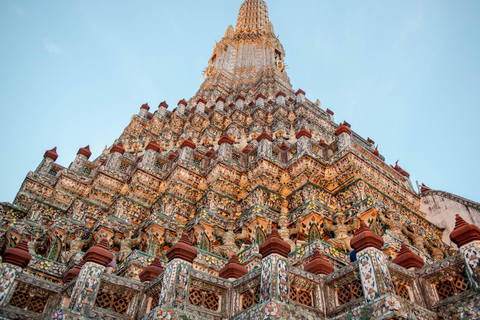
[235,0,274,38]
[196,0,291,100]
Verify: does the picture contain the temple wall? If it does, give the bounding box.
[421,190,480,246]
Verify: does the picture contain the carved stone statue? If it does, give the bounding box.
[28,232,42,254]
[62,230,92,264]
[28,229,53,256]
[213,219,247,258]
[161,221,186,259]
[402,223,426,253]
[425,237,446,261]
[164,221,186,246]
[113,228,145,262]
[277,199,301,251]
[323,214,360,252]
[378,209,405,241]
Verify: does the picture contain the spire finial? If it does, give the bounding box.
[235,0,272,38]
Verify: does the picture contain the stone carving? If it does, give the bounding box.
[378,209,405,241]
[28,227,52,256]
[161,221,187,259]
[113,228,145,262]
[323,214,360,252]
[402,223,426,253]
[425,237,446,261]
[164,221,186,246]
[62,229,92,264]
[213,219,247,258]
[277,199,301,251]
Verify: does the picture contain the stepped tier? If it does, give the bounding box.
[0,1,477,320]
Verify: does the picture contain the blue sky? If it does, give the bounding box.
[0,0,479,204]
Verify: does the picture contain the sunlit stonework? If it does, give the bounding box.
[1,1,480,319]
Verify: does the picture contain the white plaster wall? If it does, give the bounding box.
[421,191,480,247]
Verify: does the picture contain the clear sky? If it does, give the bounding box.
[0,0,479,204]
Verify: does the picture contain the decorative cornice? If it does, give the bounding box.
[304,248,334,275]
[44,147,58,161]
[145,141,160,153]
[295,126,312,139]
[166,233,198,263]
[111,142,125,155]
[450,214,480,247]
[335,121,352,136]
[139,256,164,282]
[219,254,248,279]
[257,130,273,142]
[259,227,290,258]
[350,220,384,252]
[77,145,92,159]
[218,135,234,146]
[3,238,32,268]
[159,101,169,109]
[83,238,114,267]
[295,89,306,96]
[392,243,424,269]
[180,138,196,149]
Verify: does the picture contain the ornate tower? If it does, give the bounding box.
[0,1,479,320]
[197,0,292,101]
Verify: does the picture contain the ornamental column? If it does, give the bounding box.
[158,233,197,311]
[350,220,395,302]
[105,142,125,170]
[304,248,334,315]
[256,130,273,158]
[0,239,32,307]
[276,92,286,107]
[295,89,306,104]
[235,95,245,110]
[70,145,91,172]
[295,126,312,155]
[215,97,225,112]
[157,101,168,118]
[196,98,206,114]
[326,109,334,122]
[255,93,266,108]
[334,121,352,150]
[218,135,234,162]
[137,256,165,317]
[178,138,196,162]
[177,99,188,116]
[141,141,160,168]
[35,147,58,175]
[139,103,150,119]
[68,239,114,314]
[258,227,291,304]
[450,214,480,291]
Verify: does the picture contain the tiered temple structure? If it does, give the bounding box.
[1,1,480,319]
